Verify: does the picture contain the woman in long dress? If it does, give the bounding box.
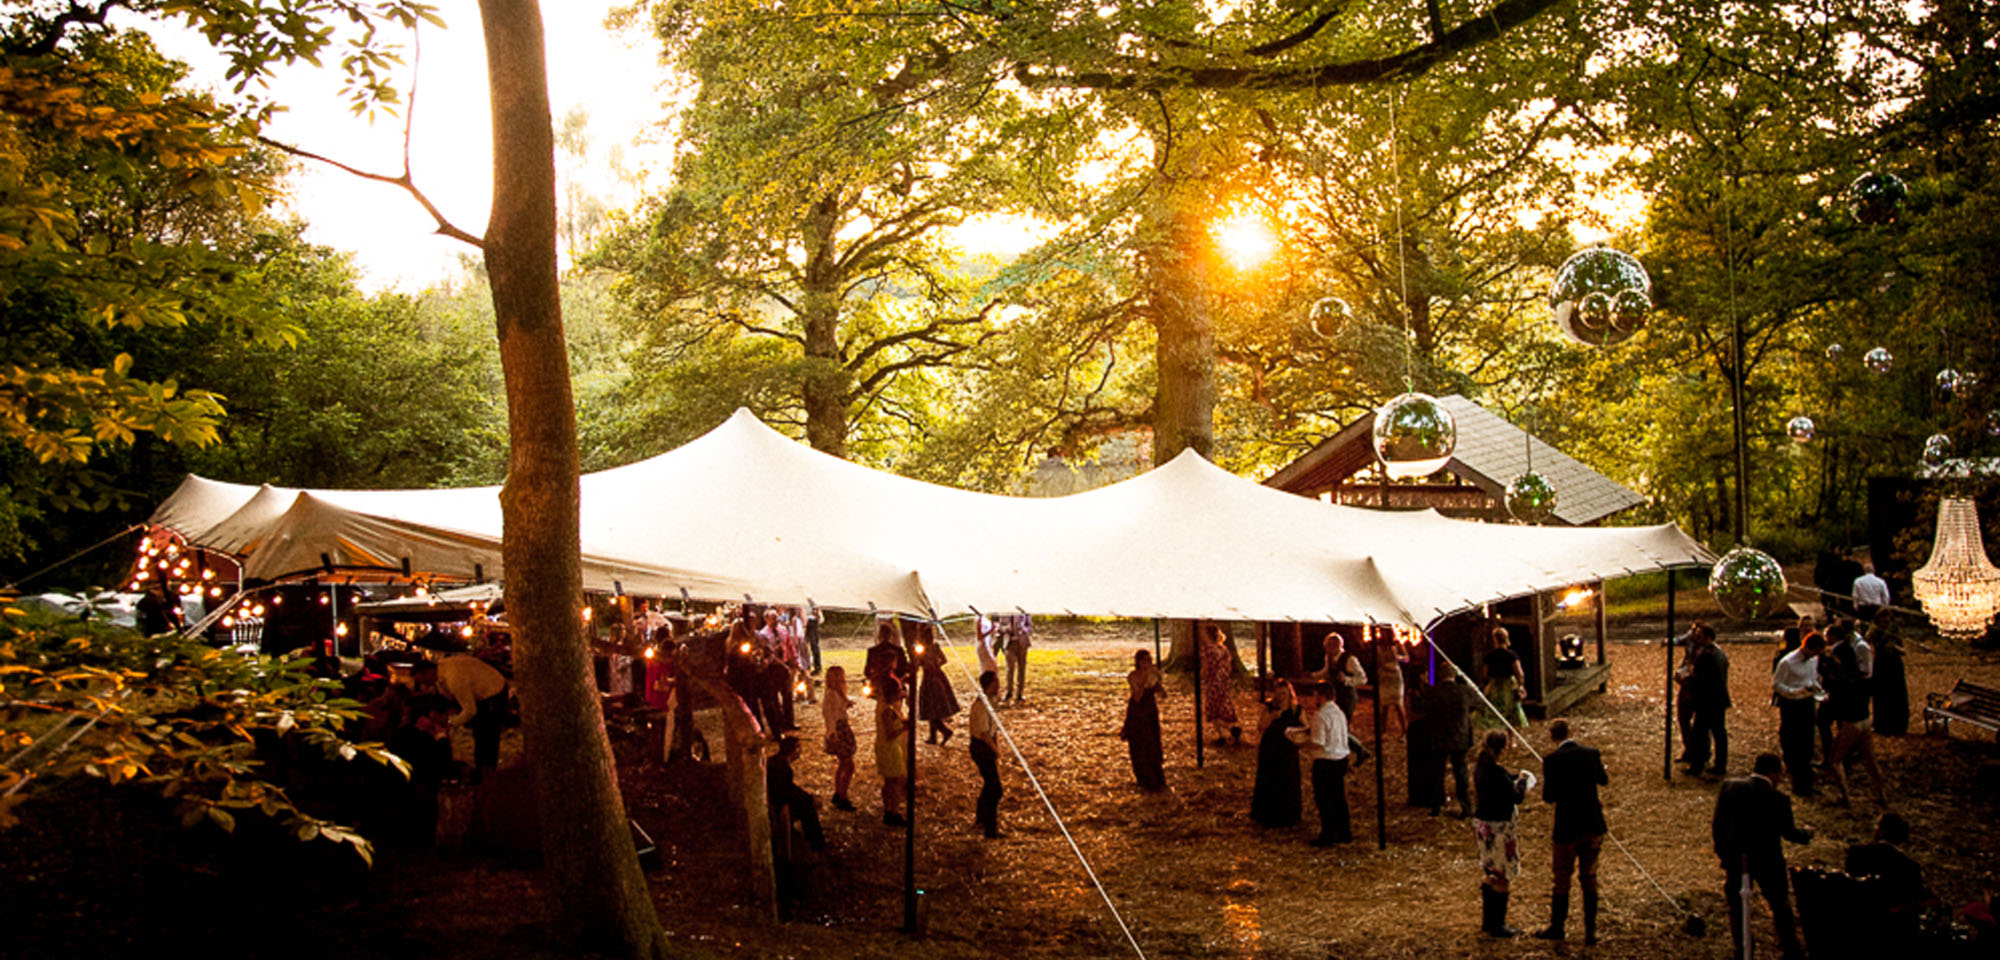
[874,675,910,826]
[821,666,857,810]
[912,622,960,744]
[1251,680,1302,827]
[1122,649,1167,791]
[1200,623,1242,745]
[1472,729,1530,938]
[1376,632,1410,738]
[1870,617,1909,735]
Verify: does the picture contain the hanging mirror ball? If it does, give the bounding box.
[1923,433,1953,466]
[1937,368,1963,400]
[1864,346,1894,375]
[1848,171,1908,225]
[1550,247,1651,348]
[1825,343,1843,361]
[1710,546,1789,621]
[1373,392,1457,480]
[1308,297,1350,339]
[1505,471,1559,523]
[1787,416,1816,443]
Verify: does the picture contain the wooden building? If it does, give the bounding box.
[1261,395,1647,718]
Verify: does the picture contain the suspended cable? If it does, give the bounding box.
[1391,94,1414,395]
[1,524,145,594]
[924,610,1149,960]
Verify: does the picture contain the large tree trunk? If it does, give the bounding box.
[1145,194,1218,670]
[800,192,848,456]
[477,3,670,956]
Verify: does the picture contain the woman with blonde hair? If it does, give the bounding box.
[875,674,910,825]
[821,665,857,810]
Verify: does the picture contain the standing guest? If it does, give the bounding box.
[783,606,816,704]
[1321,632,1365,719]
[1405,675,1444,811]
[1816,617,1859,764]
[1683,621,1732,777]
[1535,719,1608,944]
[912,622,960,745]
[1673,628,1699,761]
[1121,649,1167,792]
[863,618,910,697]
[1252,680,1304,828]
[974,613,1000,677]
[1477,627,1529,734]
[758,642,796,732]
[1200,623,1243,746]
[727,621,769,730]
[1288,682,1352,846]
[1772,633,1825,797]
[803,602,824,675]
[1376,632,1410,739]
[874,675,910,826]
[1472,729,1532,938]
[821,666,857,811]
[634,599,668,641]
[1825,625,1888,807]
[418,653,508,782]
[377,694,458,849]
[1713,752,1814,960]
[766,735,826,852]
[1852,562,1891,623]
[969,670,1004,838]
[1003,612,1033,704]
[1869,617,1909,735]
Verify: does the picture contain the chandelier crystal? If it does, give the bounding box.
[1911,498,2000,640]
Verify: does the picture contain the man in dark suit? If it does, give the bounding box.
[1713,752,1814,960]
[1535,718,1609,943]
[1683,621,1732,776]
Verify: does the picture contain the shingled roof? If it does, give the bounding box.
[1262,394,1646,527]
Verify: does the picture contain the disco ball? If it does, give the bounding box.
[1505,471,1559,523]
[1937,368,1963,400]
[1864,346,1894,375]
[1710,547,1789,621]
[1787,416,1816,443]
[1923,432,1953,467]
[1372,392,1457,480]
[1309,296,1351,333]
[1550,247,1651,348]
[1825,343,1843,362]
[1848,171,1908,226]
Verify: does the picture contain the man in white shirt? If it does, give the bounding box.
[1772,634,1825,797]
[1852,563,1891,623]
[1290,682,1352,845]
[420,653,508,781]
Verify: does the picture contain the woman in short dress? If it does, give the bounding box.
[821,665,857,810]
[1472,729,1530,938]
[874,675,910,826]
[1200,623,1242,745]
[1122,649,1167,791]
[911,621,960,744]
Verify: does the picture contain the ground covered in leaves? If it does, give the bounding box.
[6,617,2000,959]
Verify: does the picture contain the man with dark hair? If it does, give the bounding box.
[1536,718,1609,944]
[1846,812,1931,943]
[1683,622,1731,777]
[1288,682,1351,846]
[1772,633,1826,796]
[969,670,1004,838]
[766,734,825,852]
[1714,752,1814,960]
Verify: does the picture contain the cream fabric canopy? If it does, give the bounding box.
[149,409,1716,626]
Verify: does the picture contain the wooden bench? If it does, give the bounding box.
[1925,679,2000,741]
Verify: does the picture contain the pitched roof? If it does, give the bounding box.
[1262,395,1646,527]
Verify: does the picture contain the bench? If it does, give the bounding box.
[1924,679,2000,741]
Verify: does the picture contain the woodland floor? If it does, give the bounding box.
[6,616,2000,960]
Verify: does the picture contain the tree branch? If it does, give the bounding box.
[257,135,484,248]
[1242,2,1353,58]
[1014,0,1560,92]
[14,1,129,56]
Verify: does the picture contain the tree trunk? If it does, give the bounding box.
[1145,195,1217,669]
[800,192,848,457]
[477,3,669,956]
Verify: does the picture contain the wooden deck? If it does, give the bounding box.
[1529,661,1612,719]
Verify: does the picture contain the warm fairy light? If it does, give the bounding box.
[135,571,149,581]
[250,603,266,617]
[1557,587,1595,610]
[861,682,874,698]
[794,680,807,695]
[208,587,223,598]
[644,646,657,660]
[581,606,593,622]
[220,616,234,628]
[913,643,926,656]
[335,623,350,637]
[201,568,215,580]
[739,641,753,655]
[317,593,329,605]
[1214,210,1278,272]
[414,585,429,598]
[460,625,475,638]
[271,594,283,605]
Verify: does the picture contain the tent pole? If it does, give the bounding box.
[1664,569,1677,783]
[1153,618,1161,664]
[1256,621,1267,697]
[1193,622,1205,769]
[904,623,920,934]
[1373,629,1387,851]
[1595,578,1607,693]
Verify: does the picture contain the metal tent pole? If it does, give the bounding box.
[1193,623,1205,769]
[1373,634,1387,850]
[1664,569,1677,782]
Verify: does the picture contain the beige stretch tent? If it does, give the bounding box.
[149,409,1714,626]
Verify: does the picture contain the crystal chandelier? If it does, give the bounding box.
[1912,498,2000,640]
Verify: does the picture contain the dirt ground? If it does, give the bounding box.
[8,616,1999,960]
[607,618,2000,960]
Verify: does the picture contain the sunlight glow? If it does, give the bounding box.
[1213,211,1277,271]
